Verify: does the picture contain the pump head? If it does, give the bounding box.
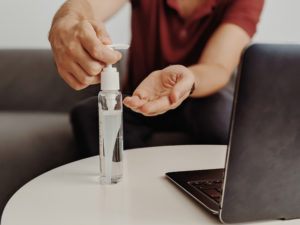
[100,43,129,111]
[100,43,129,91]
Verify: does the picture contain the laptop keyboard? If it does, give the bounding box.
[188,179,223,204]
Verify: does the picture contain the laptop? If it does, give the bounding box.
[166,44,300,223]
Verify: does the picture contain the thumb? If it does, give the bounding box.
[90,21,112,45]
[170,78,194,104]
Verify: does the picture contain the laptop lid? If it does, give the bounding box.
[220,44,300,223]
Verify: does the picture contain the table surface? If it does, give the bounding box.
[2,145,300,225]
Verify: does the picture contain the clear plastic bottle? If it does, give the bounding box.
[98,44,128,185]
[98,89,123,184]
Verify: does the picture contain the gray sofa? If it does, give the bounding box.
[0,49,193,221]
[0,49,101,221]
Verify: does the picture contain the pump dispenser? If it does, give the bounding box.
[98,44,129,185]
[100,65,119,110]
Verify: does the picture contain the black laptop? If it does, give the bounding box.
[166,44,300,223]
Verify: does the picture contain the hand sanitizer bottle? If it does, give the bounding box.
[98,44,129,185]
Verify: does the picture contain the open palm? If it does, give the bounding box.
[123,65,195,116]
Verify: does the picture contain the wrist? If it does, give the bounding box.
[51,0,95,29]
[52,13,81,29]
[187,66,197,97]
[189,82,195,95]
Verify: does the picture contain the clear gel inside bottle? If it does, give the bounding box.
[98,90,123,184]
[97,44,128,185]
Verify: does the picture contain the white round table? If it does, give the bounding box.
[2,145,299,225]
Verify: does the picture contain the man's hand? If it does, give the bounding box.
[49,17,121,90]
[123,65,195,116]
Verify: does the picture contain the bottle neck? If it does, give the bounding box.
[100,89,120,94]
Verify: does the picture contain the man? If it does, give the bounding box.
[49,0,264,155]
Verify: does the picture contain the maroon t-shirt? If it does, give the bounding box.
[125,0,264,92]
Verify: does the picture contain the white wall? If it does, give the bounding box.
[0,1,131,49]
[254,0,300,43]
[0,0,299,49]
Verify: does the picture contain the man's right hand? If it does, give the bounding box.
[49,17,122,90]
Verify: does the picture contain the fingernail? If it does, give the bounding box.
[116,51,122,60]
[102,36,112,44]
[118,52,122,59]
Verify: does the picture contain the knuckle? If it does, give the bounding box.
[66,42,77,56]
[75,29,83,40]
[94,22,105,32]
[90,46,100,58]
[92,75,101,84]
[98,49,106,60]
[77,21,92,39]
[77,20,87,30]
[77,25,88,38]
[88,64,101,76]
[81,76,92,85]
[73,86,81,91]
[73,83,84,91]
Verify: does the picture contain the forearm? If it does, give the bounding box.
[188,23,251,98]
[188,63,232,97]
[52,0,127,26]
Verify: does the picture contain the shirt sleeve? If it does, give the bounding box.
[222,0,265,38]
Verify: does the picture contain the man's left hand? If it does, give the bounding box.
[123,65,195,116]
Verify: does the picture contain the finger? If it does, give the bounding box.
[77,22,121,64]
[91,74,101,84]
[65,39,103,76]
[72,45,104,76]
[67,61,100,86]
[57,67,87,90]
[90,21,112,44]
[170,78,194,103]
[123,96,147,109]
[72,46,104,76]
[139,96,172,115]
[133,89,150,101]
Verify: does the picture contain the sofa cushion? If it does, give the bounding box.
[0,49,99,112]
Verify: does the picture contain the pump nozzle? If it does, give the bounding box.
[100,43,129,111]
[104,43,130,68]
[100,43,129,91]
[106,43,130,50]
